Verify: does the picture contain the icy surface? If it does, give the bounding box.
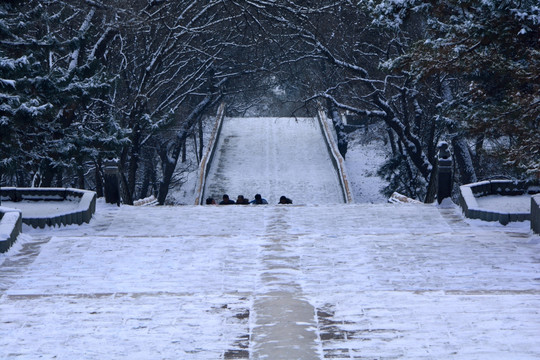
[0,201,539,359]
[204,117,344,205]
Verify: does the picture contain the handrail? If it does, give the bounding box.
[194,103,226,205]
[316,109,354,204]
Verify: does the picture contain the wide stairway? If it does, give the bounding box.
[0,202,538,359]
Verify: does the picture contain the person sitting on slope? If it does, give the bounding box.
[219,194,235,205]
[278,195,293,204]
[250,194,268,205]
[236,195,250,205]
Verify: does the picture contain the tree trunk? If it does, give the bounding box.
[151,163,158,197]
[327,102,348,159]
[157,140,182,205]
[198,116,204,162]
[452,135,477,185]
[139,161,154,199]
[16,170,27,187]
[192,131,200,164]
[94,159,103,198]
[77,164,85,189]
[127,123,141,202]
[156,95,216,204]
[387,129,397,155]
[424,163,437,203]
[55,169,64,188]
[119,169,132,205]
[41,160,55,187]
[181,139,187,163]
[373,94,432,181]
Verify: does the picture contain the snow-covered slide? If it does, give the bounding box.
[203,117,347,205]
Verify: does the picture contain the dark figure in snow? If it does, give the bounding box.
[236,195,249,205]
[219,194,235,205]
[250,194,268,205]
[206,197,217,205]
[278,196,292,204]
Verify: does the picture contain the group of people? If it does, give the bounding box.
[206,194,292,205]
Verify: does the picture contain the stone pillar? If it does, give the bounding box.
[103,158,120,206]
[437,141,453,204]
[532,195,540,235]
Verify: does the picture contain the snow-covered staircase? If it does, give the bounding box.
[202,117,348,205]
[1,202,538,359]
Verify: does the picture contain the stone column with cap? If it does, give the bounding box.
[437,141,453,204]
[103,158,121,206]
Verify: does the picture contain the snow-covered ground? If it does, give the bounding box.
[345,137,389,203]
[2,200,80,218]
[476,194,532,213]
[0,200,539,359]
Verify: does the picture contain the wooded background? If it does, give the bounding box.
[1,0,538,204]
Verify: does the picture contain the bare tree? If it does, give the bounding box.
[238,1,444,201]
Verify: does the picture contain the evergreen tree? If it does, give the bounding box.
[1,1,54,185]
[398,0,540,176]
[0,0,127,187]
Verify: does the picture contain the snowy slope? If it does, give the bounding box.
[203,117,344,205]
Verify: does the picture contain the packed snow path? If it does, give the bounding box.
[1,201,539,359]
[204,117,345,205]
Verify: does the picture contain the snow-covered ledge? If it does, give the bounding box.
[459,180,539,225]
[194,103,226,205]
[0,187,96,229]
[532,195,540,235]
[316,109,354,204]
[0,207,22,253]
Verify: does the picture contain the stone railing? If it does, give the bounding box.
[194,103,226,205]
[0,187,96,229]
[0,207,22,253]
[316,109,354,204]
[459,180,539,226]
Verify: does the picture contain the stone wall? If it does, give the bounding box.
[0,187,96,229]
[459,180,539,226]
